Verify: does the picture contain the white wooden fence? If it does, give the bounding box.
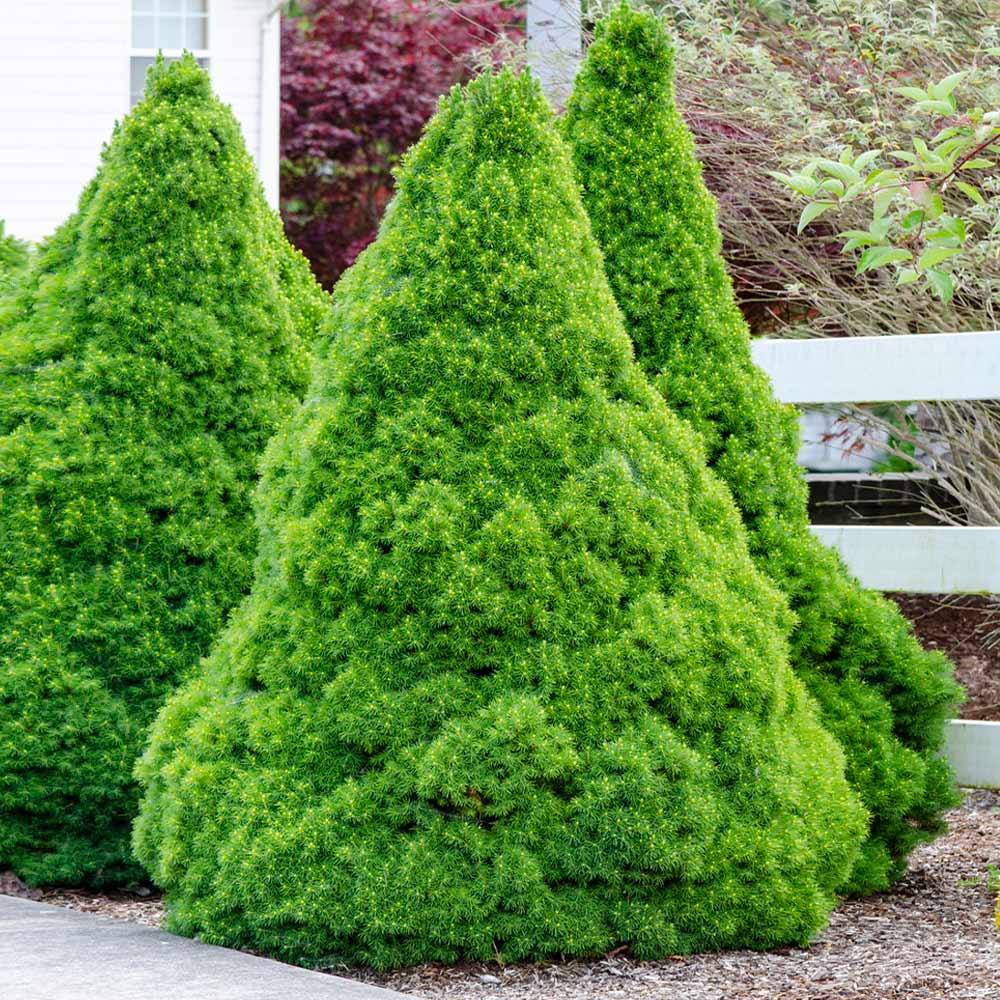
[751,331,1000,594]
[752,330,1000,787]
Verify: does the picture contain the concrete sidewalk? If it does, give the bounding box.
[0,894,408,1000]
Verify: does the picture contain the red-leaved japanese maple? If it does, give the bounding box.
[281,0,521,287]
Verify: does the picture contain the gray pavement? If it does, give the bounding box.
[0,894,408,1000]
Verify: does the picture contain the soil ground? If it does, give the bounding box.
[10,790,998,1000]
[891,594,1000,721]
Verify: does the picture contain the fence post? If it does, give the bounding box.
[526,0,582,106]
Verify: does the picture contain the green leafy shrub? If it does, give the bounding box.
[563,2,961,894]
[0,56,327,886]
[134,67,866,968]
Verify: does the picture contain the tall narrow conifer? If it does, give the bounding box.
[0,57,326,884]
[135,68,865,967]
[562,3,961,893]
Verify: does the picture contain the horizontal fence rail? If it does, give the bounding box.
[810,525,1000,593]
[750,330,1000,404]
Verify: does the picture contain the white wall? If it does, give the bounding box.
[210,0,280,206]
[0,0,279,244]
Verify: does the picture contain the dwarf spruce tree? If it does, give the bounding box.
[0,56,326,885]
[562,2,961,894]
[135,68,866,968]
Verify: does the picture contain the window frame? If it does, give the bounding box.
[129,0,211,108]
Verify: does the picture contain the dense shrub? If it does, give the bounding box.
[134,69,866,967]
[280,0,521,287]
[562,3,961,894]
[0,56,327,886]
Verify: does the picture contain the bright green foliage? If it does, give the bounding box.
[0,220,29,274]
[0,220,30,296]
[0,56,326,886]
[135,68,866,968]
[562,2,961,895]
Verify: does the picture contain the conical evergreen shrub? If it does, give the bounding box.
[135,68,866,968]
[562,2,961,894]
[0,56,327,885]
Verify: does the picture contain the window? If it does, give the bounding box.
[130,0,210,107]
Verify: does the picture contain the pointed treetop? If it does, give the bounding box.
[0,45,323,886]
[145,51,214,103]
[583,2,674,99]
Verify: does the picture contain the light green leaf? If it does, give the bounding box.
[865,168,898,188]
[897,268,921,285]
[915,98,957,116]
[857,246,913,273]
[961,158,995,169]
[933,136,968,159]
[789,175,820,196]
[873,188,896,220]
[956,180,986,205]
[930,71,967,99]
[925,216,965,243]
[841,229,882,251]
[797,201,836,233]
[925,268,955,302]
[869,217,892,242]
[854,150,882,170]
[925,194,945,220]
[769,170,819,196]
[896,86,929,101]
[818,158,861,185]
[932,126,962,143]
[918,246,962,269]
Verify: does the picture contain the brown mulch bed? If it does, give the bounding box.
[890,593,1000,721]
[11,791,995,1000]
[0,874,164,927]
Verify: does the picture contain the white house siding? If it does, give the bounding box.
[210,0,281,209]
[0,0,279,244]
